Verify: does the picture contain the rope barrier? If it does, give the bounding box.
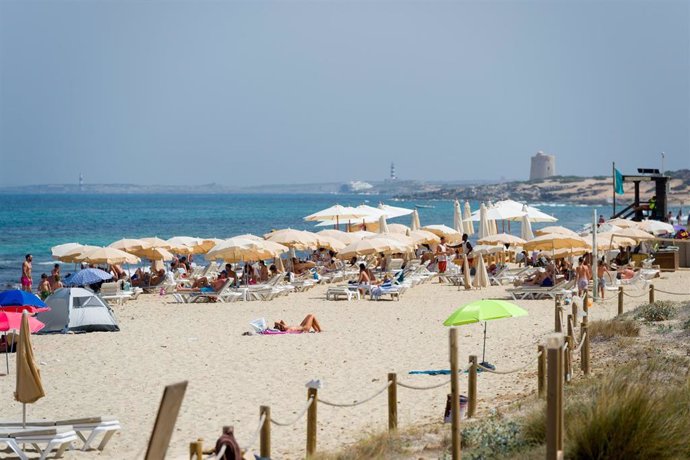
[397,378,451,390]
[240,413,266,451]
[319,381,392,408]
[622,290,649,298]
[477,356,538,375]
[573,333,587,353]
[270,397,314,427]
[653,288,690,296]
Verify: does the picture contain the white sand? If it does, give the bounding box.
[1,270,687,459]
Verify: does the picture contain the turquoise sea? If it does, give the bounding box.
[0,193,614,287]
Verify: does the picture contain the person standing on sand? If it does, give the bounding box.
[575,257,589,297]
[435,237,449,281]
[597,257,611,299]
[21,254,33,292]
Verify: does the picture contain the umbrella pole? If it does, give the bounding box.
[22,403,26,428]
[482,322,487,363]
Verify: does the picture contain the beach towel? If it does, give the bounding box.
[260,328,303,335]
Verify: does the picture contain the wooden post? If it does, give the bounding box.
[581,322,590,376]
[546,335,564,460]
[554,296,562,333]
[260,406,271,459]
[649,284,655,304]
[449,328,461,460]
[566,316,574,383]
[387,373,397,432]
[468,355,478,418]
[306,388,318,458]
[583,291,589,325]
[618,286,624,316]
[195,439,203,460]
[571,300,578,327]
[538,345,546,398]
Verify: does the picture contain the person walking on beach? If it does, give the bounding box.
[575,257,590,297]
[597,256,611,299]
[435,237,449,281]
[21,254,33,292]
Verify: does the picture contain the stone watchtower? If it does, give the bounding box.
[529,151,556,180]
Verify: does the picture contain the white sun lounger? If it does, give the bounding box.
[0,416,121,452]
[0,426,77,460]
[326,286,361,301]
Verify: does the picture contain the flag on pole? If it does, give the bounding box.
[614,168,624,195]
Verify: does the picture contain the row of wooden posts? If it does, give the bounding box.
[190,285,649,460]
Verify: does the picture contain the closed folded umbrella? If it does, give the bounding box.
[15,311,46,426]
[66,268,114,286]
[478,203,490,239]
[472,256,490,288]
[487,202,498,235]
[520,208,535,240]
[453,200,462,233]
[410,209,421,231]
[463,201,474,235]
[378,215,390,234]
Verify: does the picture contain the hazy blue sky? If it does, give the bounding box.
[1,0,688,186]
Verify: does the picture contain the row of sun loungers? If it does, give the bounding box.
[0,416,120,460]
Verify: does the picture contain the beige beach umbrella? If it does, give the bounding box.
[586,232,636,251]
[51,243,84,261]
[422,224,463,243]
[478,203,490,239]
[140,237,172,249]
[606,218,639,229]
[463,201,475,235]
[478,233,527,246]
[387,223,411,234]
[469,244,506,257]
[378,203,414,219]
[520,208,535,240]
[79,247,140,264]
[206,237,288,262]
[383,233,416,249]
[534,226,579,237]
[350,230,377,239]
[637,220,675,236]
[501,201,557,223]
[15,311,45,426]
[614,227,656,241]
[472,256,490,288]
[410,209,421,231]
[453,200,462,233]
[408,229,440,245]
[274,255,285,272]
[538,247,589,258]
[135,247,175,261]
[166,237,216,255]
[317,230,359,245]
[108,238,152,253]
[315,235,346,252]
[233,233,265,241]
[523,234,591,252]
[378,215,390,234]
[264,229,320,251]
[487,202,498,235]
[336,236,407,259]
[56,245,100,263]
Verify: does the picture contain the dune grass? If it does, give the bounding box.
[588,318,640,340]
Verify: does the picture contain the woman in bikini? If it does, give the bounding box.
[274,314,322,333]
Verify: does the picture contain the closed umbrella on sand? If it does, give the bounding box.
[463,201,474,235]
[478,203,490,239]
[462,256,472,289]
[453,200,462,233]
[472,256,490,288]
[487,202,498,235]
[15,311,45,427]
[521,209,535,241]
[411,209,421,231]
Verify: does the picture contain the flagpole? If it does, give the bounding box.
[612,162,616,217]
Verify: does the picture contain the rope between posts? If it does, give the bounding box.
[270,397,314,427]
[574,333,587,353]
[319,381,392,407]
[397,364,472,390]
[240,413,266,451]
[622,290,649,298]
[477,356,539,375]
[653,288,690,296]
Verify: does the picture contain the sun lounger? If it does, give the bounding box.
[174,280,243,303]
[493,267,537,285]
[0,426,77,460]
[370,282,405,301]
[0,416,120,452]
[99,282,141,305]
[326,286,360,301]
[506,279,575,300]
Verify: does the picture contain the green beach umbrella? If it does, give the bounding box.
[444,300,528,365]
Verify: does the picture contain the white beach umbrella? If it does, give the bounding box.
[378,215,390,234]
[316,230,359,245]
[534,226,579,237]
[453,200,462,233]
[167,237,215,254]
[140,237,173,249]
[614,227,656,241]
[78,246,140,265]
[304,204,370,223]
[51,243,83,260]
[315,235,346,252]
[469,244,506,257]
[478,203,490,239]
[586,232,636,251]
[596,223,622,234]
[378,203,414,219]
[637,220,674,236]
[233,233,265,241]
[411,209,421,231]
[264,228,320,251]
[523,234,591,252]
[463,201,475,235]
[478,233,527,246]
[490,200,557,223]
[520,206,535,240]
[135,247,175,261]
[606,218,639,229]
[337,237,407,259]
[472,256,490,288]
[206,237,288,262]
[407,229,441,245]
[422,225,463,243]
[387,223,411,234]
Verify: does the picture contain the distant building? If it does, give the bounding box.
[340,180,374,193]
[529,151,556,180]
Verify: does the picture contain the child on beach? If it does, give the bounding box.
[38,273,52,299]
[597,257,611,299]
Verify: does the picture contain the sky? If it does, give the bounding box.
[1,0,688,187]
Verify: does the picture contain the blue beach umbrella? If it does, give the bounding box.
[0,290,47,309]
[66,268,113,286]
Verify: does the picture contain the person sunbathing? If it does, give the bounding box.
[617,265,635,280]
[522,269,554,287]
[179,272,229,292]
[274,314,322,333]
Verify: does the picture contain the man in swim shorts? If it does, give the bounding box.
[21,254,33,292]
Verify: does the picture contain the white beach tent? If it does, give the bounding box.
[37,288,120,334]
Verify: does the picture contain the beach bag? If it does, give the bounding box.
[249,318,267,333]
[443,394,469,422]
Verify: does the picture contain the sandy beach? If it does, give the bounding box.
[0,268,686,460]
